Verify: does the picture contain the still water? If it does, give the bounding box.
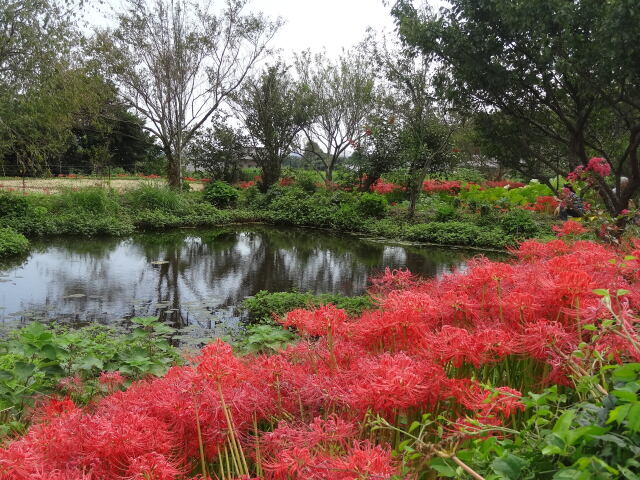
[0,226,493,341]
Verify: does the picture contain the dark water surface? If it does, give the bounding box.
[0,226,495,341]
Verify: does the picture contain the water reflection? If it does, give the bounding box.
[0,226,494,339]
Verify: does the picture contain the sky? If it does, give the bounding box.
[83,0,447,59]
[249,0,396,57]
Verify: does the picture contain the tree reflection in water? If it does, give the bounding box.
[0,226,501,339]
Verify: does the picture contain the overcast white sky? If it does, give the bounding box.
[250,0,396,57]
[84,0,446,59]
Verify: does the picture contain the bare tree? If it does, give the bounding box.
[296,49,375,183]
[96,0,281,188]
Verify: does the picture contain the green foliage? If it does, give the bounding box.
[435,204,459,222]
[124,184,186,212]
[499,209,541,239]
[0,193,29,218]
[290,169,321,194]
[460,183,554,208]
[451,167,486,184]
[453,364,640,480]
[407,221,514,248]
[52,188,119,215]
[242,290,374,321]
[0,319,180,428]
[203,181,239,208]
[0,227,29,257]
[357,193,388,218]
[235,324,297,355]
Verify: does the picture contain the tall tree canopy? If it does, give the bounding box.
[394,0,640,215]
[234,63,316,192]
[296,49,376,183]
[96,0,281,188]
[1,0,108,174]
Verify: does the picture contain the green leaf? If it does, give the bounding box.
[627,404,640,432]
[408,421,421,433]
[13,362,36,381]
[617,289,631,297]
[592,289,610,297]
[553,410,576,439]
[608,404,631,425]
[491,454,528,480]
[77,356,104,371]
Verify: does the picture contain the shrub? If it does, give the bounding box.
[124,185,185,212]
[406,221,513,247]
[500,209,541,238]
[357,193,388,218]
[242,290,374,320]
[0,193,29,218]
[292,170,321,194]
[434,204,458,222]
[0,227,29,257]
[52,188,119,215]
[203,181,239,208]
[0,319,179,428]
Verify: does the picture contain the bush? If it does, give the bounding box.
[434,204,459,222]
[500,209,541,238]
[240,167,261,181]
[292,170,321,194]
[242,290,374,320]
[0,227,29,257]
[357,193,388,218]
[407,221,514,247]
[52,188,119,215]
[203,181,239,208]
[0,193,29,218]
[124,185,185,212]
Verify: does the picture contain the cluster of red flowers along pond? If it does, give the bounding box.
[2,239,640,479]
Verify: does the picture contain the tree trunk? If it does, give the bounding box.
[258,156,282,193]
[407,169,425,220]
[359,172,380,192]
[325,164,334,183]
[166,148,182,190]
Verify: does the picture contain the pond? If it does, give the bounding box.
[0,225,499,343]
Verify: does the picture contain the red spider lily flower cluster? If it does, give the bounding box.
[553,220,588,237]
[2,239,640,479]
[422,179,462,194]
[238,181,256,189]
[278,177,294,187]
[369,179,404,195]
[567,157,612,183]
[523,195,560,214]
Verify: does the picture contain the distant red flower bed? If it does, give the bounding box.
[2,239,639,479]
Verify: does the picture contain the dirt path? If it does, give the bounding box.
[0,178,205,193]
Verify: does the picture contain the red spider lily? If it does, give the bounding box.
[99,371,126,392]
[3,238,640,479]
[239,181,256,189]
[369,179,403,195]
[587,157,611,177]
[523,195,559,213]
[553,220,587,237]
[422,179,461,194]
